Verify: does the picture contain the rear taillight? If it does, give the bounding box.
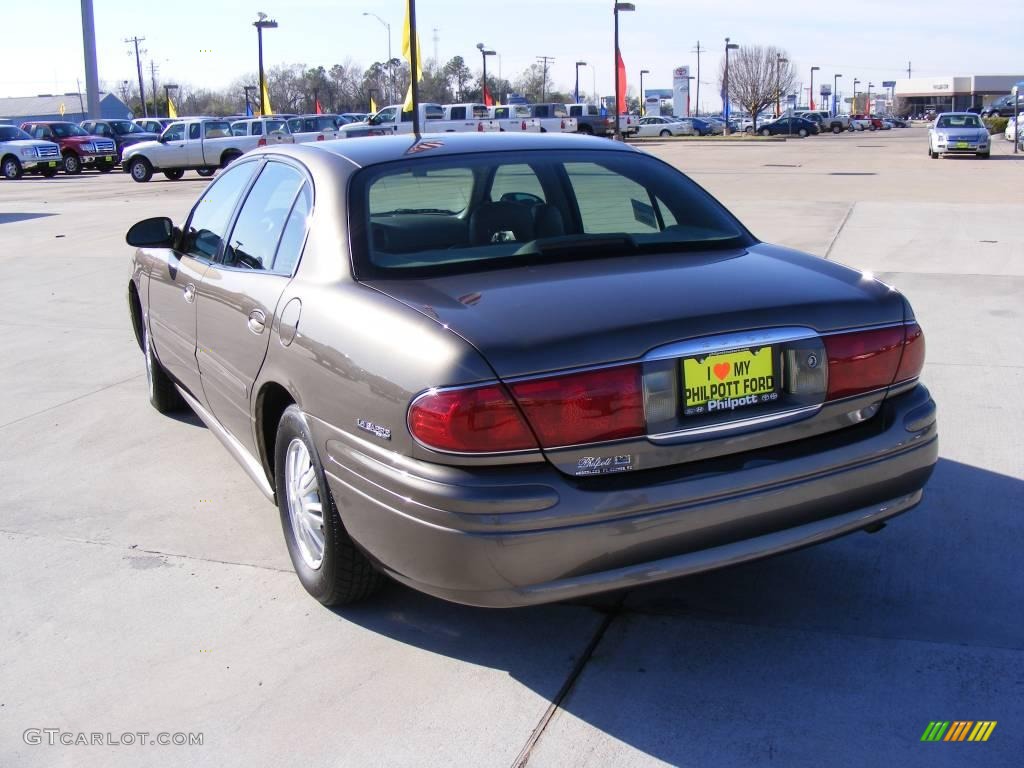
[509,365,645,448]
[477,121,484,132]
[521,120,527,131]
[824,323,924,400]
[409,384,537,453]
[560,119,566,129]
[316,133,325,141]
[257,137,267,147]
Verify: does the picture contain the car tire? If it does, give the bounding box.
[40,167,59,178]
[274,405,383,606]
[143,323,184,413]
[2,156,24,179]
[760,128,770,137]
[62,153,82,174]
[659,129,671,137]
[219,152,241,169]
[576,125,593,135]
[745,127,754,134]
[832,125,842,134]
[129,157,153,182]
[931,150,939,159]
[196,168,216,177]
[798,128,808,138]
[977,152,990,159]
[163,169,185,180]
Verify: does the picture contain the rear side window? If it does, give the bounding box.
[449,107,466,120]
[182,162,258,260]
[222,162,306,271]
[471,105,489,118]
[231,123,248,137]
[273,184,312,274]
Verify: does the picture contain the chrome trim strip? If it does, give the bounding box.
[643,326,819,362]
[648,403,823,441]
[176,385,275,500]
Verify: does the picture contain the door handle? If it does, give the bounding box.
[247,309,266,334]
[183,283,196,303]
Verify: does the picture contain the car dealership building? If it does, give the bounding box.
[894,75,1024,113]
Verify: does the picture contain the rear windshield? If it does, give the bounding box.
[936,114,981,128]
[350,149,751,278]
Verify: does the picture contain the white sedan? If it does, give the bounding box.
[635,116,694,137]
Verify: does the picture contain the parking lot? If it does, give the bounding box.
[1,127,1021,767]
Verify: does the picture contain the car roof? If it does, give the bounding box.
[260,131,637,169]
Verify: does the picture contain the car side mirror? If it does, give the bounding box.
[126,217,175,248]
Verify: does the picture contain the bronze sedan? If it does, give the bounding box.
[126,133,937,608]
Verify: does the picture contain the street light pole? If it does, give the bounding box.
[363,12,393,104]
[253,14,278,116]
[639,69,649,115]
[852,78,860,115]
[776,54,788,118]
[867,82,874,116]
[476,43,495,105]
[834,74,842,117]
[810,65,819,110]
[575,61,587,104]
[613,2,635,141]
[724,37,739,134]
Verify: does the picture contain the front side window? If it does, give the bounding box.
[222,162,305,271]
[182,162,258,260]
[163,123,185,142]
[352,150,750,278]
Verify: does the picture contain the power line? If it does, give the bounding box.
[536,55,555,101]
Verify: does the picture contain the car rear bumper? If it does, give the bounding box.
[313,384,937,607]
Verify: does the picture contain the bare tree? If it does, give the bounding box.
[718,45,795,129]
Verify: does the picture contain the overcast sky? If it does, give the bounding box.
[3,0,1020,109]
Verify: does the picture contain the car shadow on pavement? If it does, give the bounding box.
[0,212,56,224]
[329,457,1022,766]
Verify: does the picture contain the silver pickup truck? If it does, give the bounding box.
[0,125,62,179]
[121,118,260,182]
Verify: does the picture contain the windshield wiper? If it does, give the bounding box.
[374,208,456,215]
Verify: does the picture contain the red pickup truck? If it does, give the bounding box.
[20,121,118,174]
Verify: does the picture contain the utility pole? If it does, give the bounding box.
[691,40,706,116]
[536,55,555,101]
[125,36,148,117]
[149,60,159,117]
[432,27,440,66]
[907,61,912,79]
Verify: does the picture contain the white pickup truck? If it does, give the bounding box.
[122,118,258,182]
[338,103,500,138]
[524,103,579,133]
[285,114,346,142]
[442,104,501,132]
[489,104,542,132]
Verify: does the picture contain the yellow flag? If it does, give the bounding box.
[167,93,178,119]
[401,0,422,112]
[260,79,273,116]
[370,95,377,114]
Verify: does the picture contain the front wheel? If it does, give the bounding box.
[163,169,185,180]
[2,156,24,179]
[832,125,842,134]
[196,168,216,177]
[275,406,383,606]
[62,154,82,174]
[760,128,771,137]
[798,128,808,138]
[128,157,153,182]
[745,127,754,134]
[143,323,184,413]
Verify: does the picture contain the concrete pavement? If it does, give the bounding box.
[1,127,1020,767]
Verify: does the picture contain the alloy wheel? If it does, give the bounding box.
[285,438,325,570]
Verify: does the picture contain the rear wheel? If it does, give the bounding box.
[760,128,771,137]
[798,128,808,138]
[576,125,593,135]
[2,156,24,179]
[219,152,241,169]
[275,405,383,606]
[832,124,842,134]
[143,323,184,413]
[62,153,82,174]
[163,169,185,180]
[659,129,671,137]
[196,168,216,177]
[129,157,153,182]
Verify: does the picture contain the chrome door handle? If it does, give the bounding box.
[247,309,266,334]
[183,283,196,303]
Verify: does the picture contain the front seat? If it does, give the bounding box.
[469,202,535,244]
[531,204,566,238]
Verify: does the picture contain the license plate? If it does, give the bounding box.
[48,161,57,167]
[104,155,113,161]
[954,142,969,149]
[682,346,777,416]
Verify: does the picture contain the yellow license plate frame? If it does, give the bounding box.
[682,346,777,416]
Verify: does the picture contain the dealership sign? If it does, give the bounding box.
[672,66,690,116]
